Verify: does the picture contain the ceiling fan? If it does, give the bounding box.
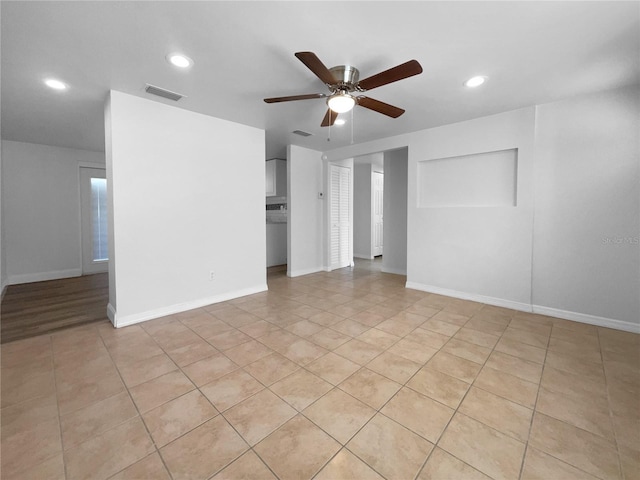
[264,52,423,127]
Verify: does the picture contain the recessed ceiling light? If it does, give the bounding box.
[334,119,346,126]
[44,78,67,90]
[166,53,193,68]
[464,76,487,88]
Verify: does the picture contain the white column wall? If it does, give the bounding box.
[287,144,324,277]
[382,148,408,275]
[106,91,266,327]
[0,142,6,295]
[354,163,373,259]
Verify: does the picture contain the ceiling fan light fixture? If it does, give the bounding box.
[327,93,356,113]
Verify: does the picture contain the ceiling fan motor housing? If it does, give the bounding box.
[329,65,360,92]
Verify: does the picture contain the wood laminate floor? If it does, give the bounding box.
[0,273,109,344]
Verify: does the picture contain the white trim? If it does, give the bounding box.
[382,266,407,276]
[405,281,532,313]
[533,305,640,334]
[107,303,117,326]
[8,268,82,285]
[354,253,374,260]
[288,266,323,278]
[78,162,106,169]
[112,284,268,328]
[404,280,640,333]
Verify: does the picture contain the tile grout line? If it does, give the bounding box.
[140,314,287,480]
[516,320,551,480]
[518,323,622,480]
[596,327,625,480]
[96,328,176,480]
[50,334,69,480]
[412,305,516,480]
[6,265,636,480]
[244,297,444,480]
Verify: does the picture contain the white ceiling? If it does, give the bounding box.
[2,1,638,159]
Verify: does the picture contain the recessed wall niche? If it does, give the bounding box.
[417,148,518,207]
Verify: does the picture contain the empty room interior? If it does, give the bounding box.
[1,2,639,480]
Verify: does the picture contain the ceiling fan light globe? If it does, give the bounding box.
[327,94,356,113]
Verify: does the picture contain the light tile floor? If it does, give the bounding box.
[1,260,639,479]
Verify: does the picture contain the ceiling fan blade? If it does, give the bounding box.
[264,93,326,103]
[295,52,337,85]
[321,108,338,127]
[357,96,405,118]
[357,60,423,91]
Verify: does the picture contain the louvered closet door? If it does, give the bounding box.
[373,171,384,257]
[330,165,351,270]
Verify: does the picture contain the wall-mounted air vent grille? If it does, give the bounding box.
[144,84,185,101]
[292,130,313,137]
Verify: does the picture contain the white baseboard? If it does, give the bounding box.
[111,284,268,328]
[288,266,323,278]
[8,268,82,285]
[354,253,374,260]
[382,266,407,276]
[107,303,116,326]
[405,281,532,313]
[404,281,639,333]
[533,305,640,334]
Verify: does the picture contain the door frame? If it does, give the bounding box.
[78,164,109,275]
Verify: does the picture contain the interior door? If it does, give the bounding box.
[80,167,109,274]
[373,171,384,256]
[330,164,351,270]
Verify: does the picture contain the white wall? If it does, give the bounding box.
[407,108,536,308]
[383,148,408,275]
[0,141,6,296]
[106,91,266,327]
[354,163,373,259]
[324,86,639,331]
[287,145,324,277]
[266,223,287,267]
[1,140,105,285]
[532,85,640,327]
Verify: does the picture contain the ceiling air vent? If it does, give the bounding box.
[292,130,313,137]
[144,84,185,101]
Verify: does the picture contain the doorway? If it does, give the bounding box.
[351,148,408,274]
[79,167,109,274]
[353,154,384,261]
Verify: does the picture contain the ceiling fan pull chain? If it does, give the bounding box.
[351,108,354,144]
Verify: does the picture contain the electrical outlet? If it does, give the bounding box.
[209,271,215,281]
